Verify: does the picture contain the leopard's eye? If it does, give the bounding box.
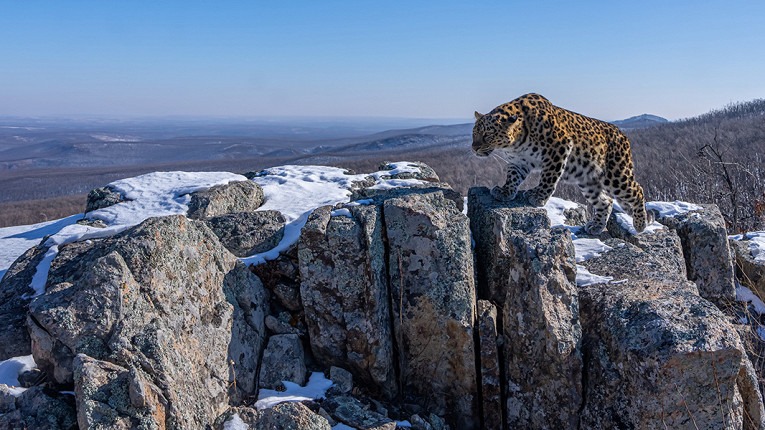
[508,115,518,123]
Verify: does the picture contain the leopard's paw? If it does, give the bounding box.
[491,186,516,202]
[584,220,606,236]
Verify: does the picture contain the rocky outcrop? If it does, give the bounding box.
[73,353,167,429]
[732,238,765,296]
[582,215,764,429]
[217,403,332,430]
[186,180,264,219]
[258,334,307,389]
[384,190,477,428]
[4,162,763,430]
[25,215,268,428]
[0,243,47,360]
[579,280,762,429]
[656,204,737,301]
[469,187,582,429]
[206,210,285,257]
[299,203,396,399]
[86,185,123,212]
[0,385,77,429]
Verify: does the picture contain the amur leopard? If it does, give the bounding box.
[473,93,648,235]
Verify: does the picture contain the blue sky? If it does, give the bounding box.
[1,1,763,121]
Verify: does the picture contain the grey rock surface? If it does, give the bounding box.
[732,238,765,296]
[73,354,166,430]
[206,210,285,257]
[26,215,267,428]
[375,161,440,182]
[468,186,582,430]
[330,366,354,394]
[468,187,550,303]
[216,403,332,430]
[579,280,764,429]
[0,243,46,360]
[606,216,688,280]
[384,189,477,428]
[299,204,397,399]
[657,204,736,300]
[86,185,123,212]
[0,385,77,429]
[186,180,264,219]
[254,402,332,430]
[253,243,302,312]
[350,183,463,213]
[258,334,307,389]
[324,395,395,430]
[476,300,502,430]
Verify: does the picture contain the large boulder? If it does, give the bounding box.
[732,236,765,296]
[656,204,736,301]
[0,385,77,429]
[86,185,123,212]
[258,334,307,389]
[25,215,268,428]
[468,187,582,430]
[186,180,264,219]
[579,279,764,429]
[206,210,285,257]
[0,243,47,360]
[73,354,166,429]
[383,189,478,428]
[216,404,333,430]
[298,204,396,399]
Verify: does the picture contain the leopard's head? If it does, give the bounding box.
[472,106,525,157]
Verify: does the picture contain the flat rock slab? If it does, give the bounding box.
[187,180,265,219]
[206,210,285,257]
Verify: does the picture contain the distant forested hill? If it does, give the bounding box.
[628,99,765,232]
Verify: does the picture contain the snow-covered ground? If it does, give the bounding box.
[730,231,765,264]
[254,372,333,410]
[0,354,36,396]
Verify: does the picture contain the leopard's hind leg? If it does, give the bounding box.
[615,182,649,233]
[604,137,649,233]
[579,181,613,235]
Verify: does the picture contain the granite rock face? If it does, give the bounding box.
[656,204,736,301]
[5,161,763,430]
[0,384,78,429]
[579,281,763,429]
[384,190,477,428]
[0,243,47,360]
[258,334,307,389]
[298,204,396,399]
[206,210,285,257]
[732,238,765,296]
[581,215,764,430]
[73,354,167,429]
[25,215,268,428]
[186,180,265,219]
[468,187,582,430]
[86,185,123,212]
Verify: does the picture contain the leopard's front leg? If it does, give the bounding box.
[525,145,571,207]
[491,162,530,202]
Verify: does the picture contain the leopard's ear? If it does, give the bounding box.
[474,111,484,120]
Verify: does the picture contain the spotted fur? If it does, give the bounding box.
[473,93,648,234]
